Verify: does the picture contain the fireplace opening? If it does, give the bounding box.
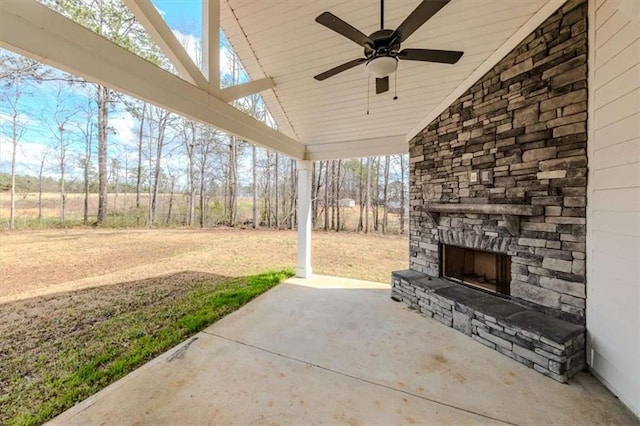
[442,245,511,295]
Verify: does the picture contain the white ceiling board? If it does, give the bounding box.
[221,0,557,158]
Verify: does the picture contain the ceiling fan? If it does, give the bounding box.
[313,0,464,95]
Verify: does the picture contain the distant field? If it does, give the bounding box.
[0,192,407,233]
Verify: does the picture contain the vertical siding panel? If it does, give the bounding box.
[587,0,640,417]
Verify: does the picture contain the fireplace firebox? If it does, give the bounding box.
[442,245,511,296]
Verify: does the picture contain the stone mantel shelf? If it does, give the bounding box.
[423,203,544,216]
[421,203,544,236]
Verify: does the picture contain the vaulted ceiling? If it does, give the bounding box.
[0,0,566,160]
[220,0,558,159]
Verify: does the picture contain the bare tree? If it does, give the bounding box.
[49,86,78,224]
[252,144,258,228]
[382,155,390,234]
[134,102,147,210]
[36,149,50,223]
[399,154,407,235]
[365,157,372,233]
[178,118,196,226]
[0,53,39,229]
[77,93,95,225]
[148,106,172,224]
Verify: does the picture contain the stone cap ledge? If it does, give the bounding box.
[392,270,585,344]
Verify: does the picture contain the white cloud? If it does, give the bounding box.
[110,112,137,149]
[0,135,59,177]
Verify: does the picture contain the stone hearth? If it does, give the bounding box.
[391,270,586,383]
[393,0,589,381]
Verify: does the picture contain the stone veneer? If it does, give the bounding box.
[408,0,588,324]
[391,270,586,383]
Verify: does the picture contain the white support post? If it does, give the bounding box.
[296,160,313,278]
[202,0,220,96]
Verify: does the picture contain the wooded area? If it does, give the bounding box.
[0,0,408,233]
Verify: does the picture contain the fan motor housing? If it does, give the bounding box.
[365,29,399,57]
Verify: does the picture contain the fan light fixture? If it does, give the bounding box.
[366,56,398,78]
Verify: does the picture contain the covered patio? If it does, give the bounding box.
[50,275,635,425]
[2,0,638,420]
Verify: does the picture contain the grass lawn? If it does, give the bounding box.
[0,269,293,425]
[0,228,406,424]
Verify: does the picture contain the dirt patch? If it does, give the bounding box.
[0,228,407,302]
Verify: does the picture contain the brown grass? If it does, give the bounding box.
[0,228,407,302]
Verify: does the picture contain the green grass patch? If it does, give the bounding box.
[2,269,293,426]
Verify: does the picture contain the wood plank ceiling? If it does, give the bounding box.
[221,0,550,159]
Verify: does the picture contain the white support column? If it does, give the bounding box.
[296,160,313,278]
[202,0,221,96]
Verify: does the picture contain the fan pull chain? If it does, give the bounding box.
[393,69,398,100]
[367,74,371,115]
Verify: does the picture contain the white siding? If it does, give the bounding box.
[587,0,640,417]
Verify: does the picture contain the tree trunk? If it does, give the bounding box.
[59,128,66,224]
[289,159,296,230]
[399,154,406,235]
[358,157,364,232]
[199,151,207,227]
[186,123,196,226]
[265,151,271,228]
[97,84,109,225]
[9,119,17,230]
[228,135,238,226]
[83,154,90,225]
[166,177,175,224]
[150,111,168,224]
[382,155,390,234]
[311,163,317,227]
[330,160,335,231]
[252,144,258,228]
[373,157,380,232]
[365,157,371,233]
[336,159,342,232]
[38,157,45,224]
[135,102,146,210]
[324,161,329,231]
[275,152,279,228]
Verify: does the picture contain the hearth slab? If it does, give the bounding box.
[434,284,486,303]
[393,269,428,281]
[505,310,584,343]
[462,294,528,319]
[391,270,587,383]
[414,277,454,291]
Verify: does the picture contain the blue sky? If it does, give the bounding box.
[0,0,253,182]
[152,0,202,37]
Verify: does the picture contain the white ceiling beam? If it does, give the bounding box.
[202,0,221,95]
[405,0,568,141]
[122,0,208,90]
[220,78,275,103]
[304,135,407,161]
[0,0,304,159]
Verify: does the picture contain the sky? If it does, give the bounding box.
[0,0,253,185]
[152,0,203,37]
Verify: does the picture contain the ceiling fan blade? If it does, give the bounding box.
[398,48,463,64]
[376,76,389,94]
[314,58,366,81]
[392,0,450,43]
[316,12,373,48]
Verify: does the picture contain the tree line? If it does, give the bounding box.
[0,0,408,233]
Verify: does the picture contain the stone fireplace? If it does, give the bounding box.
[392,0,588,382]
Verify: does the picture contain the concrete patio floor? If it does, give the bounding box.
[51,275,637,425]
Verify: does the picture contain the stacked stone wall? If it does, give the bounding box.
[409,0,588,323]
